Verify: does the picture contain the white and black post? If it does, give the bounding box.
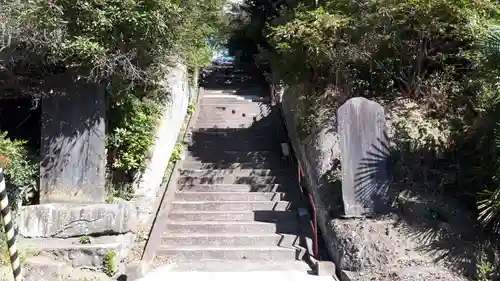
[0,168,22,281]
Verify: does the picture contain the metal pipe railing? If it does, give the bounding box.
[266,75,320,261]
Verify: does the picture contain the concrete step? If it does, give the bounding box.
[195,114,271,121]
[188,141,280,152]
[187,133,280,142]
[198,109,271,119]
[179,168,288,178]
[194,122,275,129]
[192,127,276,134]
[161,233,298,247]
[200,99,271,109]
[181,161,288,170]
[168,210,297,222]
[19,234,133,270]
[158,271,336,280]
[156,245,299,261]
[184,153,282,164]
[165,221,299,234]
[174,192,286,201]
[201,97,270,104]
[192,127,277,135]
[167,260,311,272]
[177,184,289,193]
[171,201,292,212]
[177,175,288,185]
[197,111,268,120]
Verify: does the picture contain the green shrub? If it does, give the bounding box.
[170,143,184,164]
[187,103,196,115]
[107,94,164,174]
[0,132,37,209]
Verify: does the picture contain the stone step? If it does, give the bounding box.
[187,133,279,142]
[165,221,299,234]
[194,120,274,128]
[201,97,270,104]
[156,245,299,261]
[184,153,282,164]
[174,192,286,202]
[179,168,288,178]
[181,161,287,170]
[196,114,270,121]
[19,234,134,269]
[177,175,288,185]
[200,102,271,108]
[167,260,311,272]
[193,128,276,134]
[161,233,298,247]
[168,210,297,222]
[22,256,112,281]
[198,102,270,110]
[197,111,268,119]
[198,108,270,117]
[188,141,280,152]
[177,184,289,193]
[162,271,337,280]
[199,102,268,109]
[171,201,292,212]
[194,122,275,129]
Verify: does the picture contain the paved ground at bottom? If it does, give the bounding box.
[137,265,335,281]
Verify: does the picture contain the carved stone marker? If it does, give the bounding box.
[338,97,390,217]
[40,74,106,204]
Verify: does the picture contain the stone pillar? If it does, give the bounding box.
[40,75,106,204]
[338,97,391,217]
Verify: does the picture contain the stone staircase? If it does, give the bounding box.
[155,66,319,274]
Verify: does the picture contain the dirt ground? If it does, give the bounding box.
[330,188,498,281]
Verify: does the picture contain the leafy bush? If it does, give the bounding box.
[0,132,37,209]
[107,93,164,175]
[1,0,228,201]
[227,0,500,259]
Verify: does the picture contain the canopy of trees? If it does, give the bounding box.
[226,0,500,277]
[0,0,229,203]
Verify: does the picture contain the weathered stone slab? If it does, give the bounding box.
[338,97,390,217]
[20,234,134,269]
[17,203,138,238]
[40,74,106,204]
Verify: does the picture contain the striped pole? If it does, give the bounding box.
[0,168,22,281]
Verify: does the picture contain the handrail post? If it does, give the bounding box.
[0,168,22,281]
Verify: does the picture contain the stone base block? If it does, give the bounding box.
[17,203,138,238]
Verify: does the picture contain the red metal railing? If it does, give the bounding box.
[268,81,319,261]
[297,161,319,260]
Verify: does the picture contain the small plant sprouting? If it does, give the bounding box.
[103,250,117,277]
[79,235,91,244]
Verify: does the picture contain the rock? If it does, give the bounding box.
[18,202,138,238]
[329,219,396,271]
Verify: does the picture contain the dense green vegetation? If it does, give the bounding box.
[226,0,500,278]
[0,0,227,203]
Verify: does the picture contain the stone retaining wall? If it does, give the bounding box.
[133,60,194,223]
